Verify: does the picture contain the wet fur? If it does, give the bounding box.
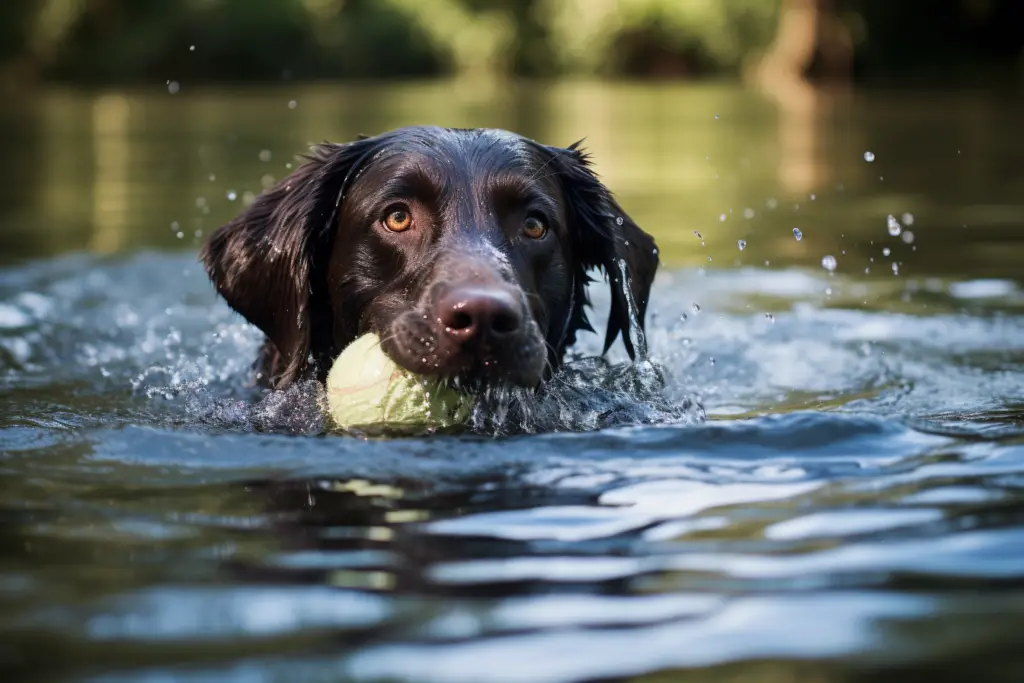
[200,126,658,390]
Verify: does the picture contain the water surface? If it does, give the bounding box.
[2,82,1024,682]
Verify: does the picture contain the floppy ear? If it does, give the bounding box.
[199,136,386,388]
[544,142,659,359]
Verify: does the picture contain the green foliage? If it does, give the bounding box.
[536,0,778,76]
[0,0,1021,85]
[0,0,781,83]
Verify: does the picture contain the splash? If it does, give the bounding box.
[462,261,703,435]
[1,253,701,439]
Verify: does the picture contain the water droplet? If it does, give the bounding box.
[864,150,875,162]
[652,248,658,255]
[167,80,180,94]
[766,197,778,209]
[195,197,206,209]
[207,174,216,182]
[261,174,276,189]
[175,231,184,239]
[170,221,179,231]
[901,230,915,244]
[892,262,900,275]
[825,287,833,296]
[793,228,803,241]
[692,303,701,313]
[737,240,746,251]
[615,216,624,225]
[719,213,727,222]
[821,255,837,271]
[743,208,755,219]
[693,230,702,239]
[714,114,719,120]
[259,149,273,162]
[709,356,716,365]
[809,193,817,201]
[226,190,237,201]
[288,100,297,109]
[882,247,890,256]
[764,312,774,322]
[887,214,901,236]
[194,229,203,238]
[189,45,196,52]
[901,212,915,226]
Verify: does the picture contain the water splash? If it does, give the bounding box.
[5,252,697,439]
[887,215,902,236]
[461,260,702,435]
[616,259,647,360]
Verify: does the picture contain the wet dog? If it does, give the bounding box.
[201,126,658,391]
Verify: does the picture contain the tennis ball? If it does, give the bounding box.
[325,333,473,434]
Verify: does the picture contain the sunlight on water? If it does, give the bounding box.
[2,84,1024,683]
[4,259,1024,683]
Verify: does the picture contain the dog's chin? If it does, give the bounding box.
[380,317,547,391]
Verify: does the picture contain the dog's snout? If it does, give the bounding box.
[438,287,522,344]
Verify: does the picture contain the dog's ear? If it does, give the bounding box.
[200,135,386,388]
[542,142,659,359]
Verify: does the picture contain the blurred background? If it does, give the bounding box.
[0,0,1022,278]
[3,7,1024,680]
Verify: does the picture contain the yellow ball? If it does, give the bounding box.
[324,333,473,434]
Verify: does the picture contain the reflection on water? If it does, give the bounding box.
[2,82,1023,279]
[2,82,1024,682]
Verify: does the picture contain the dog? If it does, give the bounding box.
[200,126,658,392]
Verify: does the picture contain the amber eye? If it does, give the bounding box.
[383,206,413,232]
[523,215,547,239]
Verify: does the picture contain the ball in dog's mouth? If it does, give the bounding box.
[324,333,473,435]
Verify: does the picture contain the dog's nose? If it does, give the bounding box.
[437,287,522,344]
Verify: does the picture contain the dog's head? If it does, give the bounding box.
[200,126,658,389]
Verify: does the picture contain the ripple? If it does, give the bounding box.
[2,254,1024,683]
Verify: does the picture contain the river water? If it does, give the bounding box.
[1,82,1023,682]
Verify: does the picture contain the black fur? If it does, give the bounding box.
[200,126,658,390]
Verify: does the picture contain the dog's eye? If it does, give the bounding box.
[523,216,547,239]
[382,206,413,233]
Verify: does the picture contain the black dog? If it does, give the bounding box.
[200,126,658,391]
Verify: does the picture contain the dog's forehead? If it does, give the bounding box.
[375,127,540,173]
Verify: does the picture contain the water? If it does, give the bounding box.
[3,82,1024,682]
